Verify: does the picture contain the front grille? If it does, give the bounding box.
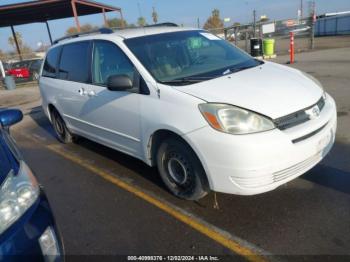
[292,123,328,143]
[274,96,325,130]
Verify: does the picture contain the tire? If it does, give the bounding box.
[50,108,73,144]
[156,137,209,200]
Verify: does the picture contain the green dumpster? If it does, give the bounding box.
[263,39,275,56]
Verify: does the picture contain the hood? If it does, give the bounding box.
[174,62,323,119]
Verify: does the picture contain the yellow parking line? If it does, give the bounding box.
[47,143,267,262]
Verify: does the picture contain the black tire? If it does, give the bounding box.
[156,137,209,200]
[50,108,73,144]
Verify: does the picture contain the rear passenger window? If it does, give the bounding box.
[58,42,90,83]
[42,47,61,78]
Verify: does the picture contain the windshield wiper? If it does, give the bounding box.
[160,76,214,85]
[223,60,264,75]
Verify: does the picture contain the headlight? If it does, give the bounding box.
[0,161,39,234]
[199,103,275,135]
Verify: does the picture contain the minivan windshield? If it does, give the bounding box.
[124,30,262,85]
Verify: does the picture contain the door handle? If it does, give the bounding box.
[78,87,87,96]
[78,88,97,97]
[87,90,97,97]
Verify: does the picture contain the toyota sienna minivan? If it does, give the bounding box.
[39,24,337,200]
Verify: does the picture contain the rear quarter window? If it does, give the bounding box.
[42,47,61,78]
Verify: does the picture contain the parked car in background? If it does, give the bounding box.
[39,25,336,200]
[0,109,64,261]
[7,59,43,82]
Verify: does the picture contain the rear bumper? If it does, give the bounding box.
[0,190,64,262]
[184,94,337,195]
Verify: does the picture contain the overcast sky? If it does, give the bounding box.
[1,0,349,51]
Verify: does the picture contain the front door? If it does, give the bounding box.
[76,40,142,157]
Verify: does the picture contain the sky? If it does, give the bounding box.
[1,0,350,52]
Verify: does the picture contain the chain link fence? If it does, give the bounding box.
[207,17,315,56]
[229,17,313,55]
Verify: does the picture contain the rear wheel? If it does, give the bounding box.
[50,109,73,144]
[156,137,209,200]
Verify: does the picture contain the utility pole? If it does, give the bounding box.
[300,0,303,18]
[197,17,200,28]
[309,0,316,49]
[253,9,256,38]
[137,2,142,18]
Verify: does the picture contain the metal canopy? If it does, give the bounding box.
[0,0,122,28]
[0,0,123,60]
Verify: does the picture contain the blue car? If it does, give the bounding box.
[0,109,64,262]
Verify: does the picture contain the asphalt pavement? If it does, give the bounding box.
[2,47,350,261]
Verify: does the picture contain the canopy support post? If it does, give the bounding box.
[119,10,125,28]
[10,25,22,61]
[102,8,108,27]
[71,0,81,32]
[45,21,53,44]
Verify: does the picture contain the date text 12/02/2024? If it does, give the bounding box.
[127,256,220,261]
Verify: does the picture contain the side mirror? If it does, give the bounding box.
[0,109,23,128]
[107,74,133,91]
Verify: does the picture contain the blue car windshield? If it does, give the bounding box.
[124,30,261,84]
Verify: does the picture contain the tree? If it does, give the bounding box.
[137,17,147,27]
[0,49,6,60]
[106,18,127,28]
[203,9,224,34]
[152,7,158,24]
[65,23,98,35]
[8,32,23,50]
[8,32,33,58]
[20,46,34,59]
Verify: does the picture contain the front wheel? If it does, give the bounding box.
[156,138,209,200]
[50,109,73,144]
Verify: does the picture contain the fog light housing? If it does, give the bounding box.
[39,226,60,262]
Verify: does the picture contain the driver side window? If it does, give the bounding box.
[92,41,134,86]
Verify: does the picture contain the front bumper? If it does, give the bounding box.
[184,95,337,195]
[0,190,64,262]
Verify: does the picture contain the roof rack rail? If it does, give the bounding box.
[145,22,178,28]
[53,27,113,44]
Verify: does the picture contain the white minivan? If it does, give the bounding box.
[39,25,337,200]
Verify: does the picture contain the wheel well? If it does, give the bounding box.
[48,104,56,121]
[149,129,210,190]
[150,130,179,166]
[48,104,55,113]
